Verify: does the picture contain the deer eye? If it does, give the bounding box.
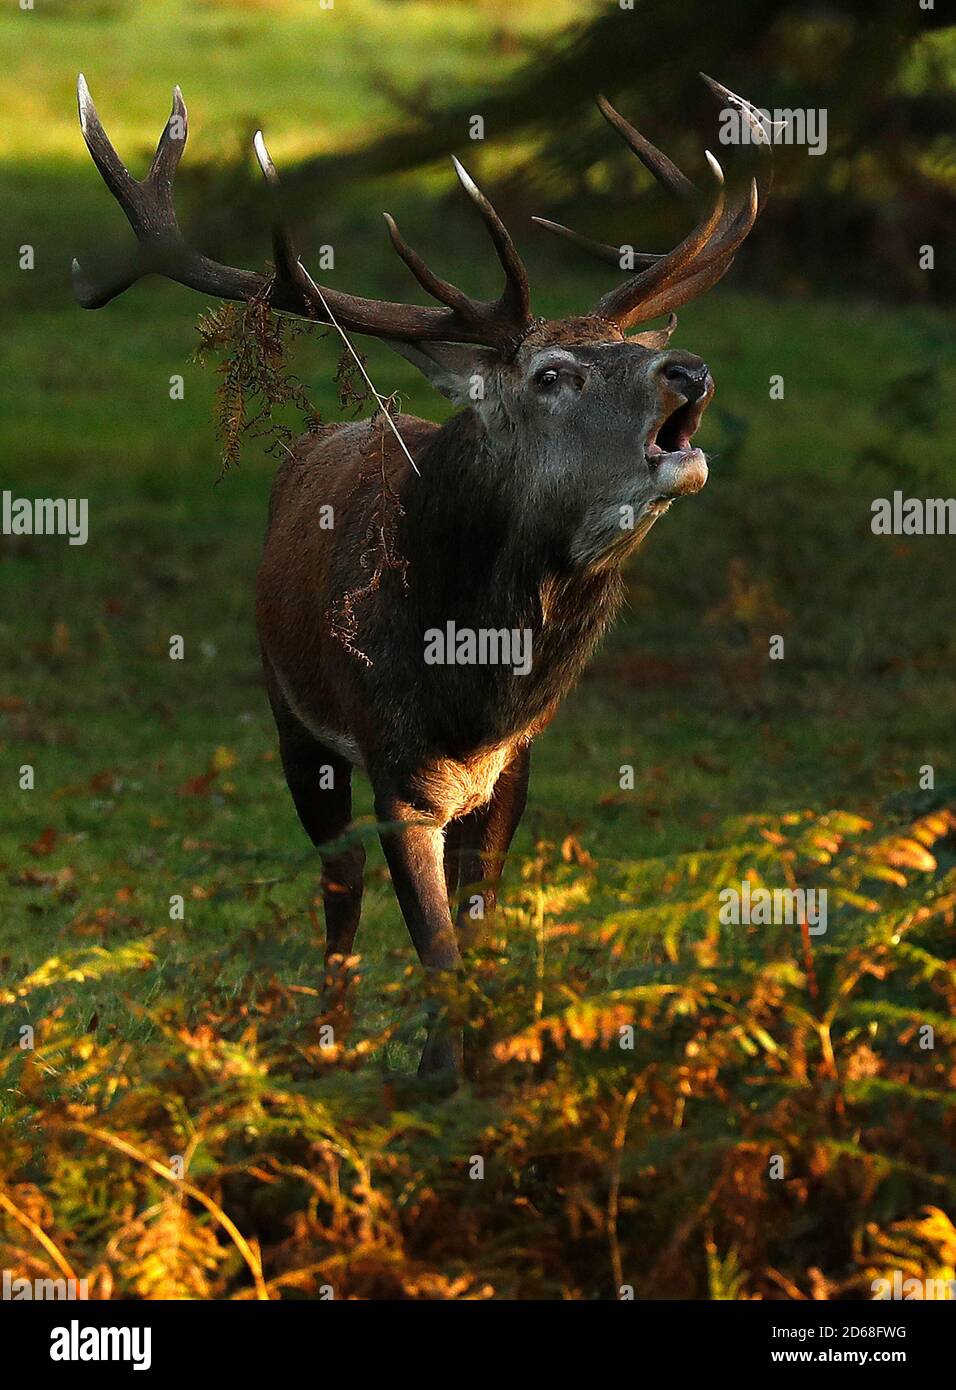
[535,368,561,389]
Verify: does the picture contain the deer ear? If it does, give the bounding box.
[387,340,497,404]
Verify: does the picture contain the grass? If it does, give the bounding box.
[2,0,590,162]
[1,0,955,1301]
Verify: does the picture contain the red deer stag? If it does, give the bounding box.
[74,74,768,1074]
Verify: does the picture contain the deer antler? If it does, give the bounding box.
[533,75,770,334]
[73,76,535,351]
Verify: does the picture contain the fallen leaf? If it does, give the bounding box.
[26,826,58,858]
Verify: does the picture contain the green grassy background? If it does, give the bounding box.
[2,0,955,1055]
[1,0,955,1301]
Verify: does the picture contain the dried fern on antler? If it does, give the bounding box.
[193,292,324,478]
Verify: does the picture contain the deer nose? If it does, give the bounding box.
[657,354,713,404]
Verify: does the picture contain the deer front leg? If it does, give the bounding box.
[450,744,531,938]
[373,785,463,1075]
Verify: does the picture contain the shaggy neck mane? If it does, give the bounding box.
[391,408,626,748]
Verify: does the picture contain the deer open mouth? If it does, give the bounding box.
[644,397,708,465]
[643,395,710,499]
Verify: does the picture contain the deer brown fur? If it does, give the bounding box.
[74,74,768,1074]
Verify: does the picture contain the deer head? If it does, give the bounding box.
[74,74,768,552]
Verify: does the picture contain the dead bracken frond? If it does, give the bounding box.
[193,290,323,479]
[2,800,954,1300]
[329,413,409,667]
[193,290,408,666]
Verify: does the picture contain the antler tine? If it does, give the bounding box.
[603,177,758,329]
[530,216,660,271]
[451,156,531,327]
[699,72,773,203]
[596,94,697,202]
[71,252,142,310]
[691,175,759,272]
[252,130,313,308]
[73,76,267,310]
[382,212,483,324]
[378,159,536,341]
[73,77,179,308]
[249,133,515,340]
[610,248,735,328]
[74,77,536,349]
[534,79,769,334]
[593,155,726,328]
[629,311,678,350]
[597,173,761,331]
[74,74,185,301]
[77,73,138,208]
[147,84,188,195]
[256,134,533,345]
